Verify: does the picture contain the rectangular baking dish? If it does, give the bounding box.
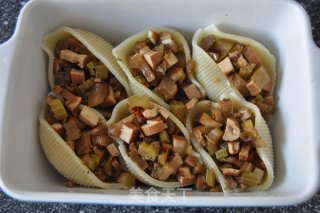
[0,0,319,207]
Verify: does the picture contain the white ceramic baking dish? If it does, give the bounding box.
[0,0,319,207]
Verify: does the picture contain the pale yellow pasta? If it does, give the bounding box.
[41,26,132,96]
[39,102,127,189]
[112,27,206,108]
[186,91,274,192]
[192,24,276,102]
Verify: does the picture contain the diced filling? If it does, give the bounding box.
[44,88,135,188]
[108,97,221,191]
[192,99,267,190]
[127,31,203,120]
[199,35,274,113]
[53,37,127,119]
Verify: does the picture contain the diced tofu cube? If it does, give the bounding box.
[141,120,167,136]
[242,46,261,67]
[119,122,140,143]
[183,84,202,100]
[164,51,178,69]
[70,69,85,85]
[102,86,117,106]
[130,53,155,82]
[148,30,159,45]
[246,66,271,96]
[60,49,87,68]
[155,78,178,101]
[184,154,198,167]
[221,168,241,176]
[233,73,250,98]
[106,143,120,157]
[178,167,193,179]
[142,107,159,119]
[218,98,233,119]
[199,112,222,128]
[168,153,183,171]
[178,175,196,187]
[239,144,251,161]
[173,135,188,156]
[168,67,186,83]
[79,106,100,127]
[199,35,215,52]
[144,50,162,69]
[217,57,234,76]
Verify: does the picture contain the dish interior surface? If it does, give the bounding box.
[0,0,319,206]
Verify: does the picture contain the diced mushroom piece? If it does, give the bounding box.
[64,119,81,141]
[160,33,179,52]
[152,163,174,181]
[76,132,93,155]
[228,50,248,69]
[221,168,241,176]
[144,50,162,69]
[138,141,160,161]
[51,123,65,136]
[169,153,183,171]
[70,69,85,85]
[168,67,186,83]
[142,107,158,119]
[183,84,202,100]
[119,122,140,143]
[88,83,108,107]
[129,150,148,170]
[223,118,241,141]
[163,51,178,69]
[79,106,100,127]
[102,86,117,107]
[199,35,216,52]
[239,143,251,161]
[106,143,120,157]
[60,49,88,68]
[193,128,206,147]
[130,53,155,82]
[218,99,233,119]
[92,134,112,147]
[184,154,198,167]
[256,101,273,114]
[225,176,238,190]
[235,107,251,121]
[211,108,224,124]
[199,112,222,128]
[141,119,167,136]
[186,98,199,110]
[246,66,271,96]
[148,30,159,44]
[155,61,167,75]
[233,73,250,97]
[228,141,240,155]
[242,46,261,67]
[173,135,188,156]
[155,78,178,101]
[195,175,207,191]
[217,57,234,76]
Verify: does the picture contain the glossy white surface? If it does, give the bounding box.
[0,0,319,206]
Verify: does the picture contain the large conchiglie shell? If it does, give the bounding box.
[107,97,194,188]
[186,91,274,192]
[112,27,206,108]
[41,26,132,96]
[39,102,126,189]
[192,24,276,101]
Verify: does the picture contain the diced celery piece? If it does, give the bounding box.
[48,99,68,120]
[242,172,260,186]
[205,138,217,156]
[205,128,223,146]
[138,141,160,161]
[255,94,264,102]
[78,78,95,93]
[117,172,136,188]
[87,61,96,76]
[159,130,170,144]
[95,64,108,79]
[215,147,228,160]
[206,169,216,187]
[241,119,253,130]
[169,102,188,123]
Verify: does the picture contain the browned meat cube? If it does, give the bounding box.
[141,119,167,136]
[79,106,100,127]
